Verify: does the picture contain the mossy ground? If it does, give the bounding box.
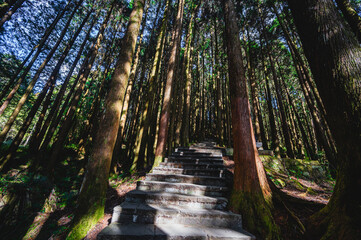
[223,154,335,239]
[0,146,144,239]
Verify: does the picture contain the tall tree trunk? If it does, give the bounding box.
[223,0,279,238]
[131,0,169,171]
[268,50,295,158]
[335,0,361,43]
[153,0,185,168]
[66,0,145,239]
[180,9,196,146]
[288,0,361,239]
[262,50,281,158]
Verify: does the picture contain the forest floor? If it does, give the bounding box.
[223,156,334,239]
[0,148,334,240]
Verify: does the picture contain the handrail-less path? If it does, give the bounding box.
[98,141,255,239]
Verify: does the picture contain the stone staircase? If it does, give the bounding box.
[98,141,255,239]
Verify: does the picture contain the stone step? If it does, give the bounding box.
[125,190,228,210]
[159,162,226,170]
[166,156,224,165]
[145,173,227,187]
[98,223,255,240]
[153,167,228,178]
[169,152,222,160]
[171,151,222,158]
[175,149,223,156]
[137,180,228,197]
[111,203,242,229]
[98,142,255,239]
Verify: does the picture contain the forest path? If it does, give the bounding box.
[97,141,255,239]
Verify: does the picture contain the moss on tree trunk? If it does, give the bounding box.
[223,0,280,238]
[66,1,145,239]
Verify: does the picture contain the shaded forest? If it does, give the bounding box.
[0,0,360,239]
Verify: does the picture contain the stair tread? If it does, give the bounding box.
[118,202,237,216]
[160,162,225,166]
[147,173,226,180]
[138,180,228,190]
[100,143,255,239]
[98,223,254,239]
[127,189,228,202]
[154,167,225,172]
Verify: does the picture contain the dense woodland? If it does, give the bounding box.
[0,0,360,239]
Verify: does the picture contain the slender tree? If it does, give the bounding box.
[0,1,71,112]
[153,0,185,168]
[46,1,115,173]
[66,0,145,238]
[0,0,83,145]
[0,9,93,171]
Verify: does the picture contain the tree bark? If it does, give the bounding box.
[66,0,145,239]
[131,0,169,171]
[153,0,185,168]
[335,0,361,43]
[223,0,279,238]
[287,0,361,238]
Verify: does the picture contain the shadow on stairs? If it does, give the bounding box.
[98,141,255,239]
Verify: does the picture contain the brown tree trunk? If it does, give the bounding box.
[288,0,361,238]
[223,0,279,238]
[262,50,281,158]
[335,0,361,43]
[66,0,145,239]
[153,0,185,168]
[267,50,295,158]
[130,0,169,171]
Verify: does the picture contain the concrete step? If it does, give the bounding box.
[125,190,228,210]
[159,162,226,170]
[145,173,227,187]
[176,147,223,154]
[137,180,228,197]
[171,151,222,158]
[98,142,255,239]
[111,203,242,229]
[153,167,227,178]
[169,154,223,160]
[166,156,224,165]
[98,223,255,240]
